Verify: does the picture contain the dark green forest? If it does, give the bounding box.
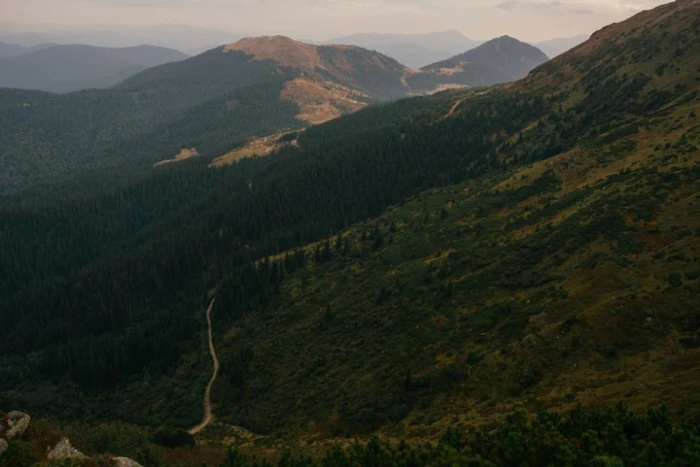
[0,88,555,389]
[0,0,698,457]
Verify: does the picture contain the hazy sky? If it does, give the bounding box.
[1,0,671,42]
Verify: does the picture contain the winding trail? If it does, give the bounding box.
[189,299,218,435]
[441,97,467,120]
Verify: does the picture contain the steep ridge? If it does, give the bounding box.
[0,0,698,437]
[223,35,411,100]
[120,36,409,102]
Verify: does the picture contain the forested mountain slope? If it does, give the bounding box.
[0,44,189,93]
[210,1,699,435]
[0,0,698,443]
[0,37,411,193]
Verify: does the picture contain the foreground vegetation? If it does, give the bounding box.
[3,406,698,466]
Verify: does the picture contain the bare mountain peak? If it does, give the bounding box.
[224,35,320,70]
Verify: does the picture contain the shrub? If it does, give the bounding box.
[152,429,195,448]
[0,440,40,467]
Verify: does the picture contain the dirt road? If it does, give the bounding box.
[188,299,218,435]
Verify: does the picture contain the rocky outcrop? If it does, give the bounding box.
[47,437,87,460]
[1,411,31,439]
[113,457,144,467]
[0,438,8,457]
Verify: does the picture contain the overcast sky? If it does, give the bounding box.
[0,0,671,42]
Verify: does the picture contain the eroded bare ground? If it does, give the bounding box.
[154,148,199,167]
[427,83,470,95]
[282,78,367,124]
[224,36,321,70]
[210,131,299,168]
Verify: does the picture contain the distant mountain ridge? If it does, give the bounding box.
[408,35,549,92]
[119,35,411,113]
[533,34,589,58]
[0,41,26,58]
[0,34,548,191]
[324,30,588,69]
[324,30,481,68]
[0,41,57,58]
[0,44,189,93]
[0,24,240,55]
[0,36,415,191]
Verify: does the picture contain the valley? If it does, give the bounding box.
[0,0,699,465]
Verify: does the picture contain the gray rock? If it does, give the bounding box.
[0,438,8,457]
[113,457,144,467]
[3,411,30,439]
[47,437,87,460]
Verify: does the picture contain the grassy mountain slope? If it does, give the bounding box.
[0,0,698,442]
[212,100,699,435]
[205,0,700,436]
[0,44,189,93]
[409,36,549,92]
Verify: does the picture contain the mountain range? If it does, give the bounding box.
[0,0,698,463]
[324,31,590,67]
[0,33,563,97]
[0,24,241,55]
[412,35,549,90]
[0,41,58,58]
[0,35,547,191]
[0,44,189,93]
[324,30,482,68]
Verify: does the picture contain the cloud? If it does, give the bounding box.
[3,0,670,44]
[83,0,196,4]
